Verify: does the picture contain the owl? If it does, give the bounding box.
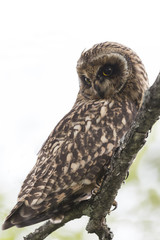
[2,42,148,230]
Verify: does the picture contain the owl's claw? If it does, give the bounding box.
[92,177,104,195]
[92,185,100,195]
[110,200,118,212]
[125,170,129,180]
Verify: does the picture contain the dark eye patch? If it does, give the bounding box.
[81,75,91,88]
[97,63,120,82]
[102,65,113,76]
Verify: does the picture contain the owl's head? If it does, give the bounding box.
[77,42,149,108]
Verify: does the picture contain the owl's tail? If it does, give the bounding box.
[2,201,58,230]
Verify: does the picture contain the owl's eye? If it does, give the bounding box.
[102,65,113,77]
[97,64,114,81]
[81,75,91,88]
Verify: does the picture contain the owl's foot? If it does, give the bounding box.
[92,177,104,195]
[50,214,64,224]
[91,184,100,195]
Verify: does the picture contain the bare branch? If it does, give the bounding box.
[24,73,160,240]
[23,200,90,240]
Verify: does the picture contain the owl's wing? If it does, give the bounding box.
[3,132,112,229]
[2,100,134,230]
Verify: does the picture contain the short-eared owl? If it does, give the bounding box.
[2,42,148,230]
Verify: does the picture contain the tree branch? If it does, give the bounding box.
[23,200,90,240]
[24,73,160,240]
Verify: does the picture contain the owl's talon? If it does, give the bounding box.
[92,185,100,195]
[111,200,118,211]
[125,171,129,180]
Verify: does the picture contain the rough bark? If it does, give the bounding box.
[24,73,160,240]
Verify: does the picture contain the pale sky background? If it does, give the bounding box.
[0,1,160,240]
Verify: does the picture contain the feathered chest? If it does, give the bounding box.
[40,98,137,166]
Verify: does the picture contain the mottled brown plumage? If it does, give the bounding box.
[2,41,149,230]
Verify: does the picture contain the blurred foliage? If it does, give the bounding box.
[50,229,84,240]
[147,189,160,207]
[127,120,160,183]
[126,145,147,182]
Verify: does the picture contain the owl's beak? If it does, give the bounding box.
[94,81,105,99]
